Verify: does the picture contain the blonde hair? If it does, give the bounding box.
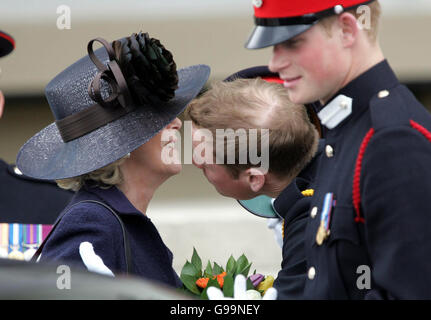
[319,0,381,43]
[56,156,128,191]
[185,78,319,179]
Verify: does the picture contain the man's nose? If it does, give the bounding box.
[268,45,290,74]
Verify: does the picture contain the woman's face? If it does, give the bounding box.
[130,117,183,178]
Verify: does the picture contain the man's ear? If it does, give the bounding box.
[0,90,4,118]
[337,12,359,48]
[242,167,266,193]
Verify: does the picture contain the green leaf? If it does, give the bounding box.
[191,247,202,277]
[237,262,252,277]
[200,276,219,300]
[246,277,255,291]
[204,260,213,278]
[213,262,223,275]
[222,273,234,298]
[207,277,220,289]
[200,287,209,300]
[181,261,199,278]
[235,254,250,276]
[180,274,201,295]
[226,255,237,274]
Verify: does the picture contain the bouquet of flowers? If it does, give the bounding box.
[180,248,274,299]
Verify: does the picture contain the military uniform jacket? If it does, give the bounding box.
[273,141,324,299]
[39,183,182,288]
[0,159,72,224]
[303,60,431,299]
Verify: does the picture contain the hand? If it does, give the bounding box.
[207,274,277,300]
[267,218,283,249]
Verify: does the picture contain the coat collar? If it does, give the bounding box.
[318,59,399,131]
[74,183,143,217]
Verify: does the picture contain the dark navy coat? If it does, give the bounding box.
[303,60,431,299]
[39,183,182,288]
[273,140,324,299]
[0,159,73,224]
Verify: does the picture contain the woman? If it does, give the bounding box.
[16,32,210,288]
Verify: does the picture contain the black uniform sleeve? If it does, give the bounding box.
[361,126,431,299]
[273,197,309,299]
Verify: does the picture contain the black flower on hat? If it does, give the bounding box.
[113,32,178,105]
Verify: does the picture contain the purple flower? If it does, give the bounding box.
[248,273,264,287]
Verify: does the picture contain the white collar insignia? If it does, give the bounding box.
[318,94,353,129]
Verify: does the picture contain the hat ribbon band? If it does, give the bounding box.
[55,37,135,142]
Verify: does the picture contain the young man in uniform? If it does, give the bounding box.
[186,72,322,299]
[0,30,73,260]
[246,0,431,299]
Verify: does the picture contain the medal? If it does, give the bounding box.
[23,224,39,261]
[0,224,8,257]
[316,221,330,245]
[315,193,335,246]
[8,223,25,260]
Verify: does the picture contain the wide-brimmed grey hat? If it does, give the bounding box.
[16,33,210,180]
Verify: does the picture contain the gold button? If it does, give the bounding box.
[308,267,316,280]
[325,145,334,158]
[310,207,318,219]
[378,90,389,98]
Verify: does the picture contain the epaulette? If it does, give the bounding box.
[353,85,431,224]
[369,84,416,130]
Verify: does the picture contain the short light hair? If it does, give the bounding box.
[319,0,381,43]
[185,78,319,179]
[56,156,127,191]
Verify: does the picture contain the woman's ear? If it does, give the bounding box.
[242,167,266,193]
[0,90,4,118]
[337,12,359,48]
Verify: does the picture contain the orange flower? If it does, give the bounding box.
[196,271,227,289]
[196,277,209,289]
[216,271,227,288]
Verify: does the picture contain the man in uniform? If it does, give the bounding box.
[246,0,431,299]
[0,30,73,259]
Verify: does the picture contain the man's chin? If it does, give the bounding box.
[288,91,319,105]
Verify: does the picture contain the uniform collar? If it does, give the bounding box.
[272,139,324,219]
[273,177,311,220]
[318,60,399,131]
[79,183,143,216]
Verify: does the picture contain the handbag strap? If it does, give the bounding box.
[31,199,133,275]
